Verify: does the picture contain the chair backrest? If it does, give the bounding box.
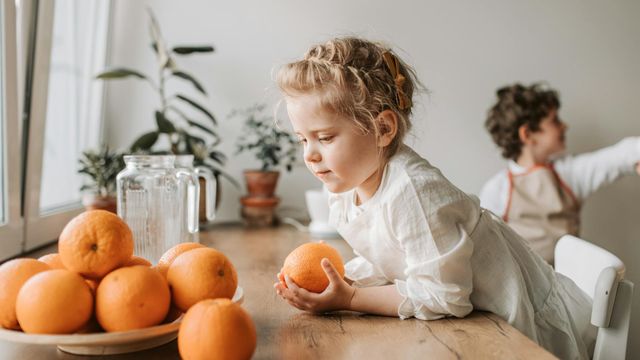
[555,235,633,360]
[555,235,625,297]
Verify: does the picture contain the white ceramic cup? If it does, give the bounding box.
[305,188,339,238]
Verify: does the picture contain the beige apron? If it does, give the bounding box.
[504,164,581,264]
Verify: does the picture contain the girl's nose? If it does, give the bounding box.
[304,146,321,163]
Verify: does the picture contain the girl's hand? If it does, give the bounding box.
[636,162,640,175]
[274,258,356,314]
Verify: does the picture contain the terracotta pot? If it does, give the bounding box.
[243,170,280,198]
[82,194,117,214]
[240,196,280,227]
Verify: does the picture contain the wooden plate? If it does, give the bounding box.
[0,286,244,355]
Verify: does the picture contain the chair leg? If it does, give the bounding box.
[592,280,633,360]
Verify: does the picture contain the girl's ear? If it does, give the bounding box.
[376,110,398,147]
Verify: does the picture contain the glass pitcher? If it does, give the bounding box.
[116,155,198,264]
[174,155,217,239]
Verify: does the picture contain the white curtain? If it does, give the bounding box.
[39,0,110,211]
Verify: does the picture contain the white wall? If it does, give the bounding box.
[105,1,640,357]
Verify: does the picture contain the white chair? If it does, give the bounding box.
[555,235,634,360]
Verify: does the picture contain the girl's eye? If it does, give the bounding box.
[297,138,307,144]
[318,136,333,143]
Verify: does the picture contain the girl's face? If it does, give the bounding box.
[530,108,568,161]
[286,94,384,202]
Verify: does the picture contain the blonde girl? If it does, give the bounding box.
[274,37,596,359]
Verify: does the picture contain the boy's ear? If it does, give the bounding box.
[376,110,398,147]
[518,124,533,144]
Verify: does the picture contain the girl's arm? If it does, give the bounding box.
[349,284,404,316]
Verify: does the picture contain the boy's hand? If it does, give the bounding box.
[636,162,640,175]
[274,258,356,314]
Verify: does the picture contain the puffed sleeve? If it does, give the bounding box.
[479,169,509,217]
[554,137,640,200]
[390,175,478,320]
[345,252,390,287]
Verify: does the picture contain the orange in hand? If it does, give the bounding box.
[0,259,50,330]
[95,265,170,332]
[167,247,237,312]
[58,210,134,279]
[178,299,256,360]
[281,242,345,293]
[16,269,93,334]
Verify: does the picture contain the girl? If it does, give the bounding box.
[273,37,596,359]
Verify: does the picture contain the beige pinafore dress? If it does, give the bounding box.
[503,164,581,264]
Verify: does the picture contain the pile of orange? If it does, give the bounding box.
[0,209,257,359]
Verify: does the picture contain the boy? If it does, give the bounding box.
[480,83,640,263]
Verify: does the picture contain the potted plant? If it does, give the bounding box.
[78,146,124,213]
[232,103,298,198]
[94,9,236,219]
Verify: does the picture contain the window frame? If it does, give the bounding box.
[0,0,24,261]
[21,0,111,251]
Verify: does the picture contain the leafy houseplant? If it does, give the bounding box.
[95,9,236,187]
[78,146,124,213]
[232,103,298,198]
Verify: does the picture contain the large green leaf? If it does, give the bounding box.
[208,150,227,164]
[155,111,176,133]
[172,46,214,55]
[186,120,216,136]
[147,9,172,69]
[95,68,147,80]
[172,71,206,95]
[175,94,217,125]
[131,131,159,151]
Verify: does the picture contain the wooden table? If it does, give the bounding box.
[0,224,556,359]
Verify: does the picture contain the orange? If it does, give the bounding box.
[167,248,237,312]
[0,259,50,329]
[85,279,100,295]
[281,242,345,293]
[178,299,256,360]
[16,269,93,334]
[156,242,205,277]
[96,265,170,332]
[123,255,152,267]
[58,210,134,279]
[37,253,65,269]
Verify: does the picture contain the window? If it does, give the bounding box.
[0,0,111,258]
[1,6,5,224]
[39,0,110,212]
[0,0,23,261]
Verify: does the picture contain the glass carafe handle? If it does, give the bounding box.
[195,166,217,221]
[177,170,199,234]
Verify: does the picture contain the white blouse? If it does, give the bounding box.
[480,137,640,216]
[328,145,596,359]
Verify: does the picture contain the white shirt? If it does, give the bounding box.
[328,145,596,359]
[480,137,640,217]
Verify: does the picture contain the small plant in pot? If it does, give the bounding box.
[233,103,298,198]
[78,146,124,213]
[232,104,297,226]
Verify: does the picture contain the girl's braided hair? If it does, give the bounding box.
[277,37,420,159]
